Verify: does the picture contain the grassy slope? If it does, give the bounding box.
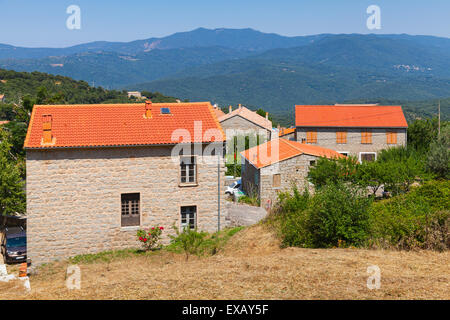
[1,225,448,300]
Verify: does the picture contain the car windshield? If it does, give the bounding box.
[6,237,26,248]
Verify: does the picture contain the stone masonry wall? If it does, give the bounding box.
[295,127,407,160]
[259,154,317,209]
[26,146,227,264]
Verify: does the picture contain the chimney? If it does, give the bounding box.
[238,104,242,109]
[42,114,52,144]
[229,105,232,113]
[277,124,281,131]
[145,100,152,119]
[265,112,269,120]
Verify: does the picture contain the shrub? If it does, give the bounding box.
[426,126,449,179]
[368,181,450,250]
[169,225,207,261]
[238,195,260,206]
[136,226,164,251]
[306,182,372,248]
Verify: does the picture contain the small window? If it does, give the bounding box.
[360,153,376,162]
[181,206,196,230]
[386,131,397,144]
[180,156,197,184]
[339,152,348,157]
[336,131,347,144]
[273,174,281,188]
[309,160,316,166]
[160,107,171,114]
[121,193,140,227]
[361,130,372,144]
[306,131,317,144]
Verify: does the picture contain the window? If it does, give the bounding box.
[306,130,317,144]
[336,131,347,144]
[181,206,196,230]
[386,131,397,144]
[180,156,196,184]
[121,193,140,227]
[338,152,348,157]
[360,153,376,162]
[309,160,316,166]
[361,130,372,144]
[273,174,281,188]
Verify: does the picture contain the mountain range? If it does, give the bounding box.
[0,28,449,118]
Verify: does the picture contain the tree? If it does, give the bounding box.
[407,118,438,152]
[307,156,359,188]
[0,129,25,216]
[426,126,450,179]
[357,161,389,196]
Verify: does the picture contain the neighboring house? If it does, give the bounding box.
[212,104,225,119]
[295,104,408,162]
[0,94,5,103]
[219,104,273,164]
[278,127,295,141]
[218,104,272,141]
[127,91,142,98]
[241,138,344,210]
[24,101,227,264]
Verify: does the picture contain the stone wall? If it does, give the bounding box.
[220,115,271,141]
[26,146,227,264]
[295,127,407,160]
[259,154,317,209]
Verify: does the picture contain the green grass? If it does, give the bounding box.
[68,226,245,264]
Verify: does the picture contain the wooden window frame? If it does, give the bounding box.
[359,152,377,163]
[386,131,397,144]
[361,130,372,144]
[180,155,197,186]
[180,205,197,230]
[273,174,281,188]
[121,193,140,227]
[306,130,317,144]
[336,131,347,144]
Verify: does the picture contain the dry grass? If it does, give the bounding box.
[1,225,449,300]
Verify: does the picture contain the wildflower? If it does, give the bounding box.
[159,226,164,230]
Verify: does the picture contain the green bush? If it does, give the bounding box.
[168,225,208,261]
[307,156,359,188]
[276,183,372,248]
[238,195,260,206]
[306,183,372,248]
[368,181,449,250]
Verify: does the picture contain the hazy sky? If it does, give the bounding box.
[0,0,449,47]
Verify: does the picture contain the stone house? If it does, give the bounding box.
[218,104,273,164]
[295,104,408,162]
[278,127,295,141]
[240,138,344,210]
[24,101,227,264]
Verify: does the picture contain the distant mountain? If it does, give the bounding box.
[1,28,450,119]
[133,34,450,114]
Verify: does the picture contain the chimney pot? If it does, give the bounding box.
[42,114,52,144]
[229,105,232,113]
[265,112,268,120]
[145,100,152,118]
[238,104,242,109]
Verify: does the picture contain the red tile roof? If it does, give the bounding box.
[241,138,345,169]
[218,106,272,131]
[24,102,225,149]
[279,127,295,137]
[295,105,408,128]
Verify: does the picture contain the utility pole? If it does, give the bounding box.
[217,152,221,232]
[438,100,441,138]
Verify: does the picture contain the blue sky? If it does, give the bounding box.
[0,0,449,47]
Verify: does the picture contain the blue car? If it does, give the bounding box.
[1,227,26,264]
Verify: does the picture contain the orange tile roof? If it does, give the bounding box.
[295,105,408,128]
[241,138,345,169]
[213,107,226,118]
[24,102,225,149]
[218,106,272,131]
[279,127,295,137]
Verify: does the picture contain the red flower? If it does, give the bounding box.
[143,238,147,242]
[159,227,164,230]
[139,236,143,241]
[152,227,155,230]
